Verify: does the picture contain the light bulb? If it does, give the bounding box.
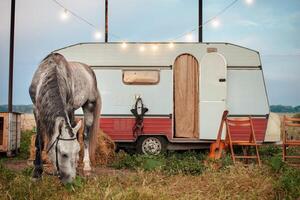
[94,31,102,40]
[211,19,220,28]
[121,42,127,49]
[245,0,254,5]
[185,33,194,42]
[151,44,158,51]
[139,46,145,52]
[60,9,69,21]
[169,42,174,48]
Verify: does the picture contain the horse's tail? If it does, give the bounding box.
[89,92,101,165]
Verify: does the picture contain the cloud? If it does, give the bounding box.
[236,19,259,27]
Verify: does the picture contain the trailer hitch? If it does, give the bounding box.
[131,97,148,138]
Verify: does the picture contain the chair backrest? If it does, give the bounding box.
[226,117,256,142]
[283,116,300,141]
[283,116,300,127]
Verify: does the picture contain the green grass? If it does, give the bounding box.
[1,131,300,199]
[110,151,207,175]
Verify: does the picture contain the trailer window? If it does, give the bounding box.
[123,70,160,85]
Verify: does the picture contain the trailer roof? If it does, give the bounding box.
[55,42,261,68]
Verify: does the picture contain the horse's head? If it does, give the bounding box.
[47,118,81,184]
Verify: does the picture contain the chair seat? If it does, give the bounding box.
[235,155,258,159]
[284,155,300,158]
[284,140,300,146]
[231,141,260,146]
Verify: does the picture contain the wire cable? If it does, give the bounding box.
[170,0,239,41]
[51,0,99,30]
[51,0,241,42]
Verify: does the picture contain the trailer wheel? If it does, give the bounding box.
[137,136,166,155]
[6,151,13,157]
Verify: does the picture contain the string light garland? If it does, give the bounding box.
[169,0,240,42]
[51,0,251,46]
[51,0,103,40]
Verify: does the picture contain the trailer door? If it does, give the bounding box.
[174,54,199,138]
[200,53,227,140]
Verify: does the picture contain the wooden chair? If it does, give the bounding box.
[225,117,261,166]
[282,115,300,163]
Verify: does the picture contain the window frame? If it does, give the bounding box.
[122,69,160,85]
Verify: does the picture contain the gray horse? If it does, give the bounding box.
[29,53,101,183]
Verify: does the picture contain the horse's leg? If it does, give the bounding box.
[82,101,95,173]
[32,109,44,179]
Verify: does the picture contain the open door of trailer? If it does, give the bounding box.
[200,53,227,140]
[173,54,199,138]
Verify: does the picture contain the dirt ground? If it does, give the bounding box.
[2,159,133,177]
[2,160,28,171]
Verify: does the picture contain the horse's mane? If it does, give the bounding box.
[36,53,72,137]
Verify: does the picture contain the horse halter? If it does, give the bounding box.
[46,130,77,175]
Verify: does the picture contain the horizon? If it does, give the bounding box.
[1,0,300,106]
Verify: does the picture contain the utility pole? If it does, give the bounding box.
[105,0,108,42]
[8,0,16,112]
[198,0,203,43]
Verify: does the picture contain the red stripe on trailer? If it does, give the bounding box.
[100,117,268,143]
[99,118,172,141]
[229,118,268,142]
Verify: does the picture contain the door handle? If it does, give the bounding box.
[219,78,226,82]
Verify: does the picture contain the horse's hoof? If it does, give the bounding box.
[83,170,92,176]
[32,167,43,180]
[83,164,92,172]
[31,176,42,182]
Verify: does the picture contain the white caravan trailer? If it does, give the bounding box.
[55,42,270,154]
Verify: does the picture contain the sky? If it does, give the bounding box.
[0,0,300,106]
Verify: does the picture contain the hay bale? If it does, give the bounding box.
[28,128,115,167]
[28,135,50,166]
[77,126,116,166]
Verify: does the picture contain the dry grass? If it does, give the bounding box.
[0,164,276,200]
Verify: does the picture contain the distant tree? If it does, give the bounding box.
[0,105,33,113]
[294,105,300,113]
[270,105,300,113]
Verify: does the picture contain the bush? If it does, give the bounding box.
[268,155,285,172]
[260,144,282,158]
[275,167,300,199]
[18,131,34,160]
[111,151,206,175]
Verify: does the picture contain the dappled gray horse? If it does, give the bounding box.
[29,53,101,183]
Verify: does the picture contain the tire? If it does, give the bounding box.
[6,151,13,157]
[136,136,167,155]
